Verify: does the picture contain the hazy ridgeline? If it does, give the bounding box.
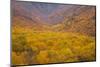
[12,1,96,65]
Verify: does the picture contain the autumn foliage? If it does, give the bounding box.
[12,1,96,65]
[12,29,96,65]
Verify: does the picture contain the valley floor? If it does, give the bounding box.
[12,31,96,65]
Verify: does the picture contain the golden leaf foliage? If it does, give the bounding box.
[12,28,95,65]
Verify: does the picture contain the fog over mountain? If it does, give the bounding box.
[12,1,96,36]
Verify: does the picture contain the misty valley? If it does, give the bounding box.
[12,1,96,65]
